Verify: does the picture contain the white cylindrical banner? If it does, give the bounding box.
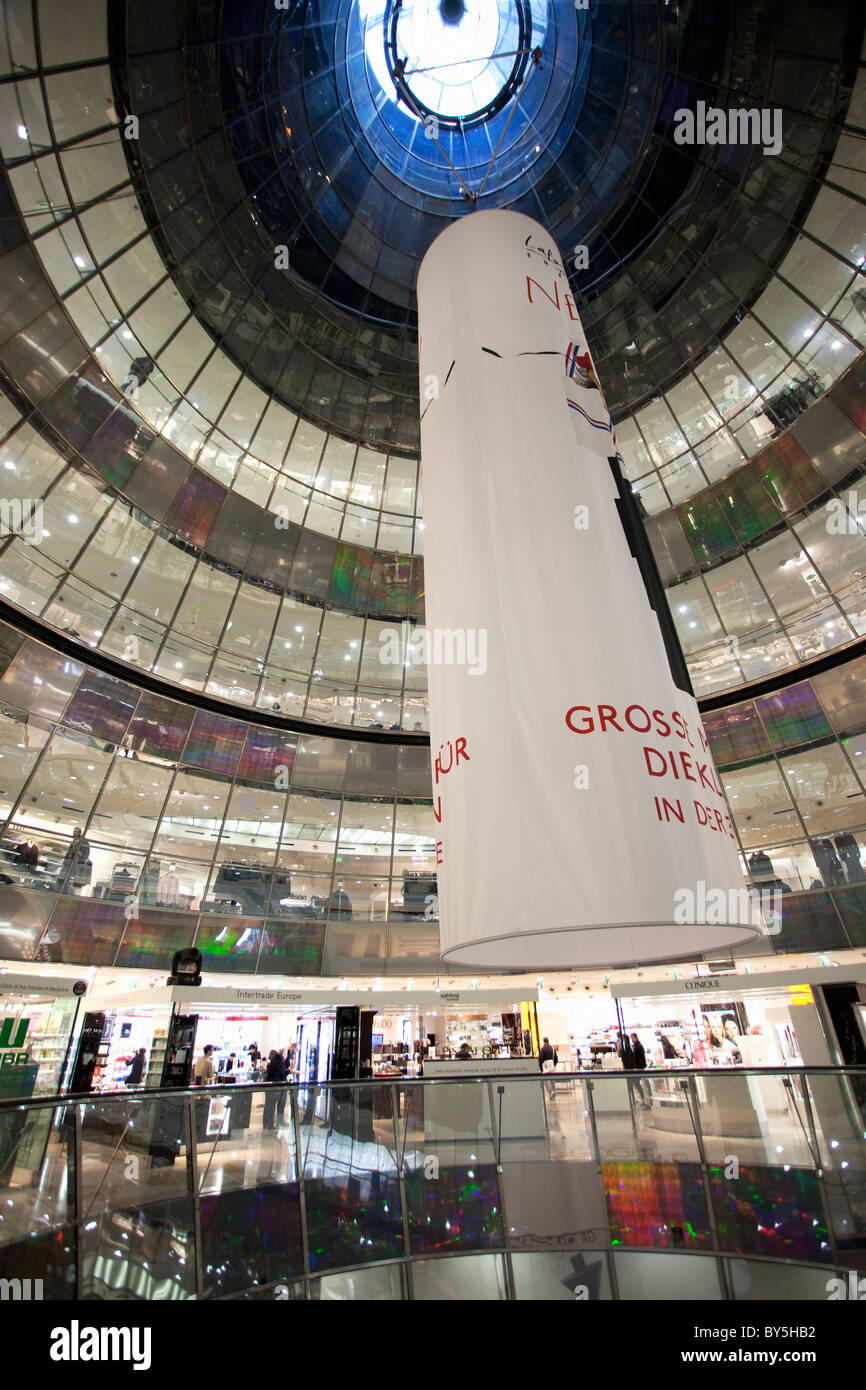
[416,209,759,969]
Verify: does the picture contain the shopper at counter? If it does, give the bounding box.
[193,1044,215,1086]
[124,1048,147,1087]
[263,1049,287,1130]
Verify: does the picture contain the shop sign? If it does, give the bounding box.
[610,966,859,1000]
[230,990,303,1003]
[0,976,87,999]
[0,1016,30,1067]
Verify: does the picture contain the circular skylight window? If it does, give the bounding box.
[360,0,546,129]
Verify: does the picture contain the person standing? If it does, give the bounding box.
[539,1036,558,1102]
[630,1033,649,1107]
[263,1049,287,1130]
[61,827,90,891]
[193,1044,215,1086]
[124,1047,147,1087]
[276,1048,288,1125]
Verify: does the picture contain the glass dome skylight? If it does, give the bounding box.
[361,0,547,128]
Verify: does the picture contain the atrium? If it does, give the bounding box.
[0,0,864,1317]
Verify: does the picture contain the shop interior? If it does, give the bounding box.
[66,989,545,1092]
[1,953,858,1104]
[538,978,815,1071]
[0,980,79,1098]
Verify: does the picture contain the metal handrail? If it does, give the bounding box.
[2,1062,864,1112]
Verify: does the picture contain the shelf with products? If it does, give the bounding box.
[90,1016,115,1091]
[372,1042,410,1076]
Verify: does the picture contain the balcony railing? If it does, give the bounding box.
[0,1067,863,1300]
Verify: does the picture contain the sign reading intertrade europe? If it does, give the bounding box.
[416,209,757,969]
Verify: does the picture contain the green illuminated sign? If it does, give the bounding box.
[0,1017,31,1067]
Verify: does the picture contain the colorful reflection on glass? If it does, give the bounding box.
[114,910,195,968]
[39,358,115,450]
[603,1161,711,1249]
[676,492,738,566]
[258,921,326,974]
[200,1183,304,1297]
[409,556,425,618]
[194,917,261,972]
[755,682,833,750]
[237,727,297,785]
[163,473,226,549]
[85,405,153,490]
[709,1163,831,1261]
[717,466,779,541]
[368,555,411,616]
[63,670,138,745]
[183,710,246,775]
[124,690,194,758]
[39,898,125,965]
[406,1163,504,1255]
[330,543,373,610]
[829,356,866,437]
[703,702,771,768]
[830,882,866,946]
[754,435,823,513]
[304,1170,404,1272]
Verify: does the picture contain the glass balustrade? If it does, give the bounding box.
[0,1067,861,1300]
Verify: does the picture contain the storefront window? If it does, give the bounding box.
[779,744,864,835]
[722,760,802,846]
